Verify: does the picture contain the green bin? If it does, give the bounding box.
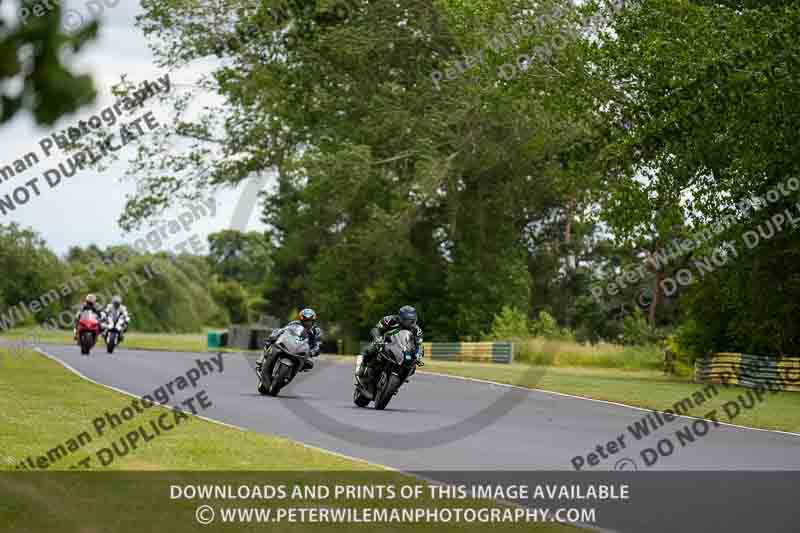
[207,331,221,349]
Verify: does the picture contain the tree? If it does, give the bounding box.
[207,230,272,289]
[595,0,800,352]
[0,1,98,125]
[0,223,66,326]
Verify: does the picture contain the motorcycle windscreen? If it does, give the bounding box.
[385,329,414,364]
[275,325,310,357]
[79,310,97,323]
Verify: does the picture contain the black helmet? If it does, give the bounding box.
[398,305,417,328]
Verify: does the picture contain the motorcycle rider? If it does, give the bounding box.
[355,305,423,378]
[73,294,105,340]
[104,295,131,343]
[256,308,322,376]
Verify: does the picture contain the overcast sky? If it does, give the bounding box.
[0,1,269,256]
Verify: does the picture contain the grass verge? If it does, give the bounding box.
[1,327,208,352]
[417,360,800,433]
[0,350,580,533]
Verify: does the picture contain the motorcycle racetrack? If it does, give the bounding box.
[34,344,800,473]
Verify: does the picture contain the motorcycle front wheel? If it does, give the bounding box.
[374,373,403,410]
[106,332,118,354]
[268,362,293,396]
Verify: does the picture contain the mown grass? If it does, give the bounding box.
[0,351,578,533]
[0,350,372,472]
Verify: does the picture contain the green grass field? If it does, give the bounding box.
[0,351,578,533]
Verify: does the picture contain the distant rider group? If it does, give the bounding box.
[73,293,131,345]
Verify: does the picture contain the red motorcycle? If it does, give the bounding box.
[77,311,101,355]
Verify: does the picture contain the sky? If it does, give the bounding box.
[0,1,270,256]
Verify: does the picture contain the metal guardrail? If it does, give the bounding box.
[694,352,800,392]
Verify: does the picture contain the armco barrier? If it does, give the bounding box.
[694,352,800,392]
[358,341,514,363]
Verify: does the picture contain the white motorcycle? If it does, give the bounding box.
[257,323,313,397]
[104,310,127,354]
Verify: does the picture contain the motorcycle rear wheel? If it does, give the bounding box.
[80,332,94,355]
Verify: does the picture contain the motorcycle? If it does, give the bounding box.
[76,310,101,356]
[353,329,422,410]
[104,310,126,354]
[257,323,312,397]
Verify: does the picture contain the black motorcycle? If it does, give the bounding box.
[354,329,422,410]
[257,324,312,397]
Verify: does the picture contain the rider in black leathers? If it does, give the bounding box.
[355,305,423,378]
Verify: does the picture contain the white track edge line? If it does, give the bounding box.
[419,369,800,439]
[33,347,612,532]
[32,347,388,471]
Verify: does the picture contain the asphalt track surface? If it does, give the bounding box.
[32,344,800,472]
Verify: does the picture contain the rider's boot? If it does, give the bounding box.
[256,343,273,377]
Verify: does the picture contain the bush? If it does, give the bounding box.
[484,306,529,340]
[530,310,571,340]
[619,309,656,346]
[211,280,250,324]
